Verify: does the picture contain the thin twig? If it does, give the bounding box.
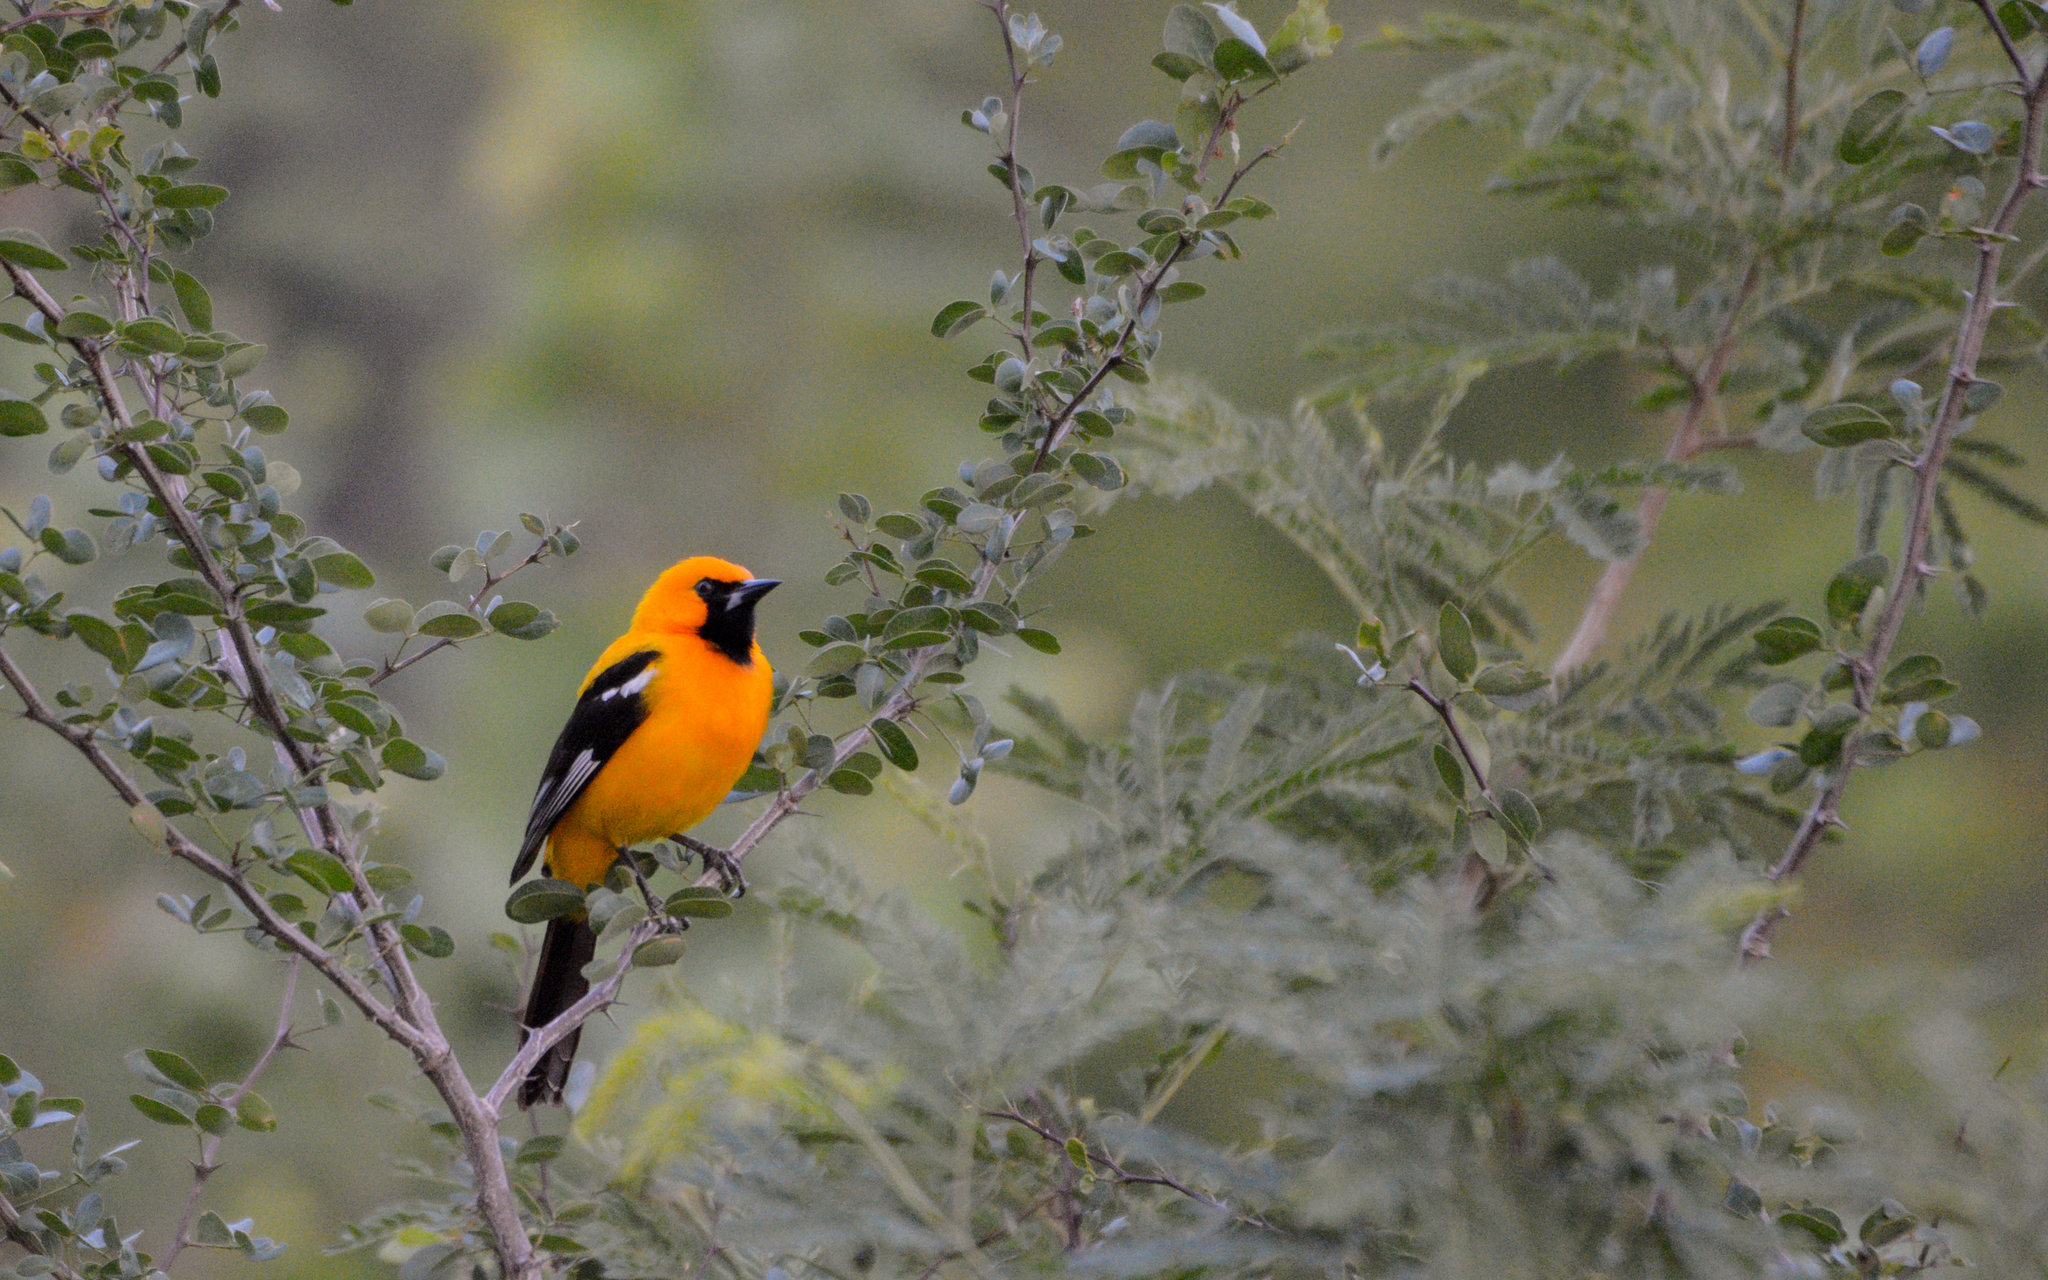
[1972,0,2030,82]
[1747,28,2048,956]
[160,957,301,1271]
[1028,139,1286,474]
[1405,677,1500,814]
[1780,0,1805,172]
[989,0,1039,360]
[368,541,556,687]
[985,1107,1277,1232]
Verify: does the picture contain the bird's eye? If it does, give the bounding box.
[695,580,714,599]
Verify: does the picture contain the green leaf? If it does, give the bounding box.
[245,599,322,630]
[67,612,135,668]
[305,543,374,589]
[506,878,585,923]
[363,598,415,633]
[0,231,67,272]
[192,1210,236,1247]
[1824,553,1889,628]
[1017,627,1061,654]
[1498,789,1541,842]
[1436,602,1476,682]
[155,183,229,209]
[129,1094,192,1127]
[1881,203,1929,257]
[381,739,446,782]
[0,395,48,437]
[1801,403,1897,448]
[400,923,455,958]
[664,891,734,919]
[1746,682,1806,728]
[54,308,112,339]
[1152,50,1206,79]
[517,1135,567,1164]
[240,402,288,434]
[217,343,266,378]
[1432,742,1465,800]
[1753,616,1824,664]
[1839,90,1908,164]
[414,605,485,639]
[171,270,213,330]
[234,1091,277,1133]
[1472,663,1548,700]
[827,767,875,795]
[632,935,687,966]
[194,1103,233,1136]
[931,300,987,339]
[807,641,867,677]
[871,718,919,770]
[1777,1203,1844,1246]
[142,1049,208,1092]
[1163,5,1218,66]
[41,527,95,564]
[119,317,184,354]
[1156,281,1206,303]
[1213,36,1277,81]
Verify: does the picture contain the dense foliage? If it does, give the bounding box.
[3,1,2047,1279]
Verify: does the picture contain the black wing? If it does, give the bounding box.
[510,649,660,883]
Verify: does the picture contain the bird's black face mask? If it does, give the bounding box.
[694,576,780,665]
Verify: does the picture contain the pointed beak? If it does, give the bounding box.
[728,578,780,608]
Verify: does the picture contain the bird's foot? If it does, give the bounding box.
[672,834,747,898]
[619,847,688,929]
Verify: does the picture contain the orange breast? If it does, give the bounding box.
[544,630,773,888]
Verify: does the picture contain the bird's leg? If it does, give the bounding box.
[619,846,686,931]
[672,833,747,898]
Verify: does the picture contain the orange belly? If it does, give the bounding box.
[543,632,772,888]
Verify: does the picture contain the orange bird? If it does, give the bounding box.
[510,556,778,1107]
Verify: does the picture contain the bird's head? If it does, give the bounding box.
[633,555,779,664]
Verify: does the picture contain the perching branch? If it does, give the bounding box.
[481,918,666,1116]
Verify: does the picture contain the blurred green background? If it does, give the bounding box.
[1,2,2044,1274]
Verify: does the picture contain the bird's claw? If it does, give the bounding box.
[673,834,747,898]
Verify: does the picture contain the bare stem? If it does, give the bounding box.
[1747,27,2048,956]
[1780,0,1805,172]
[1551,258,1761,676]
[161,958,301,1272]
[369,540,557,688]
[989,0,1040,360]
[1405,677,1502,817]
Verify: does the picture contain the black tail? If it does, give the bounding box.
[518,917,597,1109]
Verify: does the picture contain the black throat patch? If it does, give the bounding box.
[698,587,759,666]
